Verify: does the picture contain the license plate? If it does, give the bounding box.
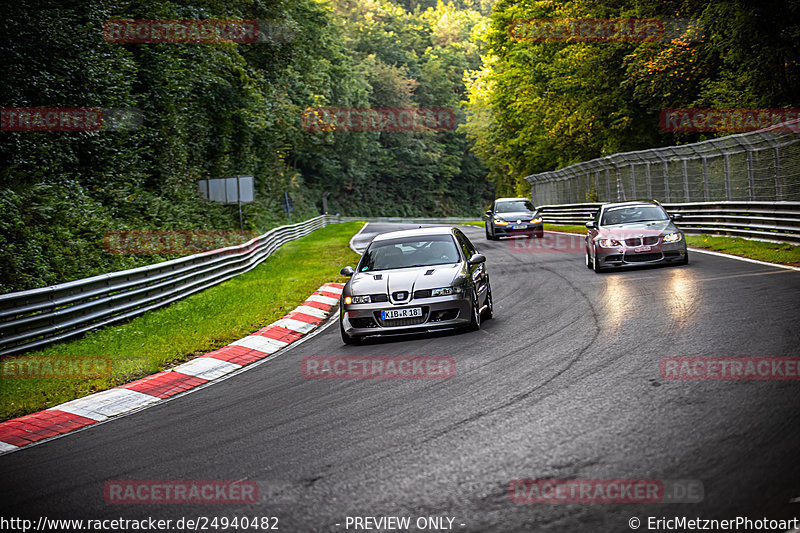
[634,246,652,252]
[511,225,527,230]
[381,308,422,320]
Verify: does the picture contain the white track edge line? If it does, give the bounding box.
[687,247,800,271]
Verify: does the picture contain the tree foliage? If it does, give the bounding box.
[0,0,493,292]
[465,0,800,197]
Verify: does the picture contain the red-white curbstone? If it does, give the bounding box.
[0,282,343,453]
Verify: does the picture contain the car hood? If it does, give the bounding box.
[598,220,678,238]
[493,211,537,222]
[348,264,463,295]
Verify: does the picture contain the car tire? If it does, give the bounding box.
[585,250,594,269]
[468,289,481,331]
[592,247,605,273]
[534,229,544,239]
[481,284,493,320]
[485,225,495,240]
[676,253,689,266]
[340,319,361,345]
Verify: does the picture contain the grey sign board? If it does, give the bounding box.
[198,175,254,204]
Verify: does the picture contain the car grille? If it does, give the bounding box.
[624,253,663,262]
[624,236,660,246]
[370,294,389,302]
[413,289,432,298]
[373,307,429,327]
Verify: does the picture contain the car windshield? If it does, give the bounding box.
[495,200,535,213]
[601,205,668,225]
[358,235,460,271]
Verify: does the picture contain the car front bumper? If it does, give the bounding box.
[490,222,544,237]
[341,294,473,337]
[594,239,688,268]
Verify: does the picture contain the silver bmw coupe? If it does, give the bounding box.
[339,226,493,344]
[585,200,688,272]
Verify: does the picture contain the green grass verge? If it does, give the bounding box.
[463,221,590,235]
[544,223,588,234]
[683,234,800,265]
[0,222,363,422]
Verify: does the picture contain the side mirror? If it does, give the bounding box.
[670,213,683,221]
[585,221,596,229]
[468,253,486,265]
[340,266,354,277]
[485,210,492,217]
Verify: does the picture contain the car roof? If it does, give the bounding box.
[494,197,532,203]
[371,226,457,243]
[602,200,661,210]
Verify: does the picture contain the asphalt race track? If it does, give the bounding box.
[1,223,799,532]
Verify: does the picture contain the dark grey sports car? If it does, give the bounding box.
[484,197,544,240]
[339,226,493,344]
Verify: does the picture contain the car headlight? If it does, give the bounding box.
[493,219,509,225]
[431,287,463,296]
[663,232,682,243]
[598,238,622,248]
[530,217,543,223]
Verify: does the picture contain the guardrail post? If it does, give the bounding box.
[594,170,600,201]
[774,147,783,201]
[682,158,690,202]
[724,153,732,200]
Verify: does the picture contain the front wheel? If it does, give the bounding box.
[585,250,594,269]
[592,247,605,273]
[468,289,481,331]
[340,319,361,345]
[485,224,495,240]
[481,285,493,320]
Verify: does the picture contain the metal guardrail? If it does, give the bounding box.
[0,215,333,356]
[524,119,800,205]
[337,216,478,224]
[3,206,795,356]
[536,201,800,243]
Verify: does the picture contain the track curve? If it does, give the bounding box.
[1,223,798,533]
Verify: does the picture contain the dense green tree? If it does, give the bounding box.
[466,0,799,198]
[1,0,494,292]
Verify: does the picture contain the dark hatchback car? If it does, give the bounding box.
[585,200,688,272]
[339,226,493,344]
[484,197,543,240]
